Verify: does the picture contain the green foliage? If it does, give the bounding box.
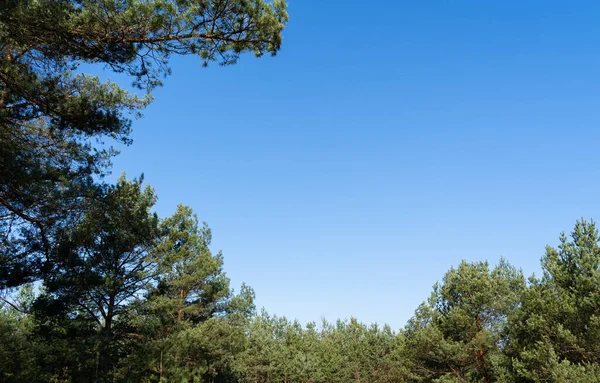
[0,285,37,382]
[117,204,256,382]
[4,80,600,383]
[404,259,525,383]
[152,205,231,324]
[508,220,600,382]
[0,0,288,289]
[8,218,600,382]
[0,1,291,381]
[241,312,409,383]
[28,175,159,381]
[158,318,248,382]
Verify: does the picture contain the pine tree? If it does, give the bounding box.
[404,260,525,383]
[152,205,231,324]
[508,220,600,382]
[0,0,288,288]
[33,175,160,381]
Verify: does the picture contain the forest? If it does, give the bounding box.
[2,0,600,382]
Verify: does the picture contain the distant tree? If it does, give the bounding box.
[241,313,408,383]
[240,310,272,383]
[242,313,313,383]
[0,284,37,382]
[375,330,412,383]
[0,0,288,288]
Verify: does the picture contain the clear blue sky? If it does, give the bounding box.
[107,1,600,330]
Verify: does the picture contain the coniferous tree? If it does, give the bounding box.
[404,260,525,383]
[119,204,256,382]
[33,175,160,382]
[507,220,600,382]
[152,205,231,324]
[0,284,37,382]
[0,0,288,288]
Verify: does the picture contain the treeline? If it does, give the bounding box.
[3,219,600,382]
[243,237,600,383]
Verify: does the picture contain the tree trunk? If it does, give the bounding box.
[177,285,185,321]
[98,295,116,381]
[159,351,163,380]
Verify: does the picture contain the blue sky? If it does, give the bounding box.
[107,1,600,329]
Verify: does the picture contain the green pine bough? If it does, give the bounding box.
[0,0,288,288]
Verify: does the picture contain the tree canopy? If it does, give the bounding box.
[0,0,288,288]
[3,217,600,381]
